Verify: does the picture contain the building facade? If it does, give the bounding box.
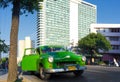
[37,0,96,46]
[17,37,35,62]
[78,1,97,40]
[90,24,120,55]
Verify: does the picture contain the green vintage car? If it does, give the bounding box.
[21,45,86,80]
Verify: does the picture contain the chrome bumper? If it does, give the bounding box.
[45,66,87,73]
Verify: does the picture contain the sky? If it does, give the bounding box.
[0,0,120,45]
[0,5,37,44]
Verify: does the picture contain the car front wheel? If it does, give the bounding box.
[39,67,51,80]
[73,70,84,76]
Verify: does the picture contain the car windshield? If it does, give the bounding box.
[71,47,81,54]
[41,46,65,53]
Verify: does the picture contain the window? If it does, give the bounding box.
[109,37,119,41]
[110,28,120,32]
[112,45,120,50]
[96,28,100,32]
[103,28,105,32]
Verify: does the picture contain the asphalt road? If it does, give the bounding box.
[21,65,120,82]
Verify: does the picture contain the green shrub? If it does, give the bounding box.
[98,61,106,65]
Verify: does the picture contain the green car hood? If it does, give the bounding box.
[47,51,82,62]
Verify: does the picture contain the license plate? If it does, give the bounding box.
[68,66,76,71]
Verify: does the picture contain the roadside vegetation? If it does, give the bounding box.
[78,33,112,64]
[0,39,9,59]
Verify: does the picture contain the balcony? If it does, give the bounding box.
[110,41,120,45]
[99,50,120,54]
[101,32,120,37]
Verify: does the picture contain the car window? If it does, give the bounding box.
[71,47,81,54]
[41,46,65,53]
[25,48,36,55]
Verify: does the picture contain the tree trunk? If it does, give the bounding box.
[7,0,20,82]
[0,53,1,60]
[90,54,94,65]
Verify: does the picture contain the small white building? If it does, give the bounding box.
[90,24,120,55]
[17,37,35,63]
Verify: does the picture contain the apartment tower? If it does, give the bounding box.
[37,0,96,46]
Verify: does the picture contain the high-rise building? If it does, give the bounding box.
[17,37,35,62]
[37,0,96,46]
[78,1,97,40]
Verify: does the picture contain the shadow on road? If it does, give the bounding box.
[22,71,88,82]
[21,66,120,82]
[48,73,88,82]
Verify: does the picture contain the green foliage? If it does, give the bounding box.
[40,0,44,2]
[0,39,9,53]
[20,0,39,14]
[98,61,106,65]
[1,57,6,61]
[0,0,40,14]
[0,57,7,64]
[78,33,112,55]
[0,0,11,8]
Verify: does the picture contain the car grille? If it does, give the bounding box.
[56,61,76,67]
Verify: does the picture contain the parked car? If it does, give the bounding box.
[21,45,87,80]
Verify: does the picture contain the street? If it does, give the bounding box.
[22,65,120,82]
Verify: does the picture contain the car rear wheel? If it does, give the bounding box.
[73,70,84,76]
[39,67,51,80]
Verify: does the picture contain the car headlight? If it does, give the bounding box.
[48,56,54,63]
[82,56,86,62]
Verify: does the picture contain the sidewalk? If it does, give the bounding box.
[0,73,35,82]
[0,73,7,82]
